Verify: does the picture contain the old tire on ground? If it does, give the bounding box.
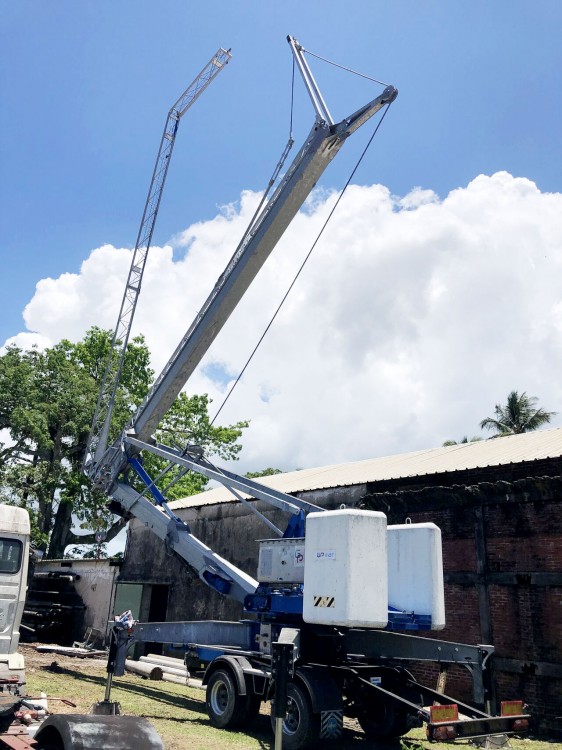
[206,667,256,729]
[34,714,163,750]
[270,681,320,750]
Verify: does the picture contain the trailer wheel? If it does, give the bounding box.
[238,692,261,727]
[357,699,397,739]
[357,669,422,740]
[270,682,320,750]
[358,698,416,739]
[206,667,253,729]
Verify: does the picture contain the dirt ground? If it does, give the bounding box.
[19,644,554,750]
[20,643,109,717]
[21,643,107,671]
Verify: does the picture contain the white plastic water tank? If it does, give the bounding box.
[303,509,388,628]
[387,522,445,630]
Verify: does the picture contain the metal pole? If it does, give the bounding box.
[91,627,121,715]
[274,716,284,750]
[287,36,334,125]
[103,671,113,703]
[272,641,293,750]
[104,628,117,702]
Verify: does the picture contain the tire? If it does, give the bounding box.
[238,692,261,727]
[34,715,164,750]
[33,726,64,750]
[357,680,421,739]
[206,667,253,729]
[357,699,398,739]
[270,682,320,750]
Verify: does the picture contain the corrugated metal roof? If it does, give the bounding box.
[169,427,562,510]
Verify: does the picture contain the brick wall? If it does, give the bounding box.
[362,480,562,735]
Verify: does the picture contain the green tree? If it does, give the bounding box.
[479,390,557,437]
[0,328,153,557]
[0,328,248,558]
[245,467,283,479]
[142,393,248,500]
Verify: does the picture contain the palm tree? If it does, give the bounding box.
[480,391,557,437]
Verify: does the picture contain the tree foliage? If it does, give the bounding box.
[142,393,248,500]
[479,390,557,437]
[442,436,483,446]
[0,328,248,557]
[0,328,153,557]
[245,467,283,479]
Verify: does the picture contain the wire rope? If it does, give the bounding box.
[211,102,394,425]
[301,46,390,87]
[234,59,296,247]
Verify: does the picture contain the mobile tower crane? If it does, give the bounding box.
[83,37,529,749]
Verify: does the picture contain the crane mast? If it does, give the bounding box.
[131,39,396,445]
[84,48,231,483]
[131,84,396,444]
[95,44,397,496]
[85,35,397,600]
[77,43,531,750]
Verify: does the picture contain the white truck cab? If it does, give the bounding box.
[0,505,30,683]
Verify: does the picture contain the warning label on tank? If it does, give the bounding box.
[313,595,335,608]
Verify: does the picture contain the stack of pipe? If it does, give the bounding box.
[125,654,189,684]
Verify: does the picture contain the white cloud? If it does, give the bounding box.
[23,245,133,339]
[1,332,51,353]
[10,172,562,473]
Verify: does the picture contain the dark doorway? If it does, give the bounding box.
[145,584,169,656]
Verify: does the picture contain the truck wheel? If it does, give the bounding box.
[206,667,250,729]
[270,682,320,750]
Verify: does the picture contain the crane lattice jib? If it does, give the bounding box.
[84,48,231,480]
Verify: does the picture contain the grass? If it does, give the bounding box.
[22,647,555,750]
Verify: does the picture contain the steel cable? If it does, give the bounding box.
[211,102,394,425]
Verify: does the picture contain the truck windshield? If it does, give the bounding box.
[0,538,22,574]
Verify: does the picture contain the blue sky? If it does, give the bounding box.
[2,1,562,501]
[2,1,561,347]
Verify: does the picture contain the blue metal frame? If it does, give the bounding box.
[128,457,167,506]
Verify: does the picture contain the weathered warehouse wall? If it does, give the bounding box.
[362,476,562,736]
[119,471,562,734]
